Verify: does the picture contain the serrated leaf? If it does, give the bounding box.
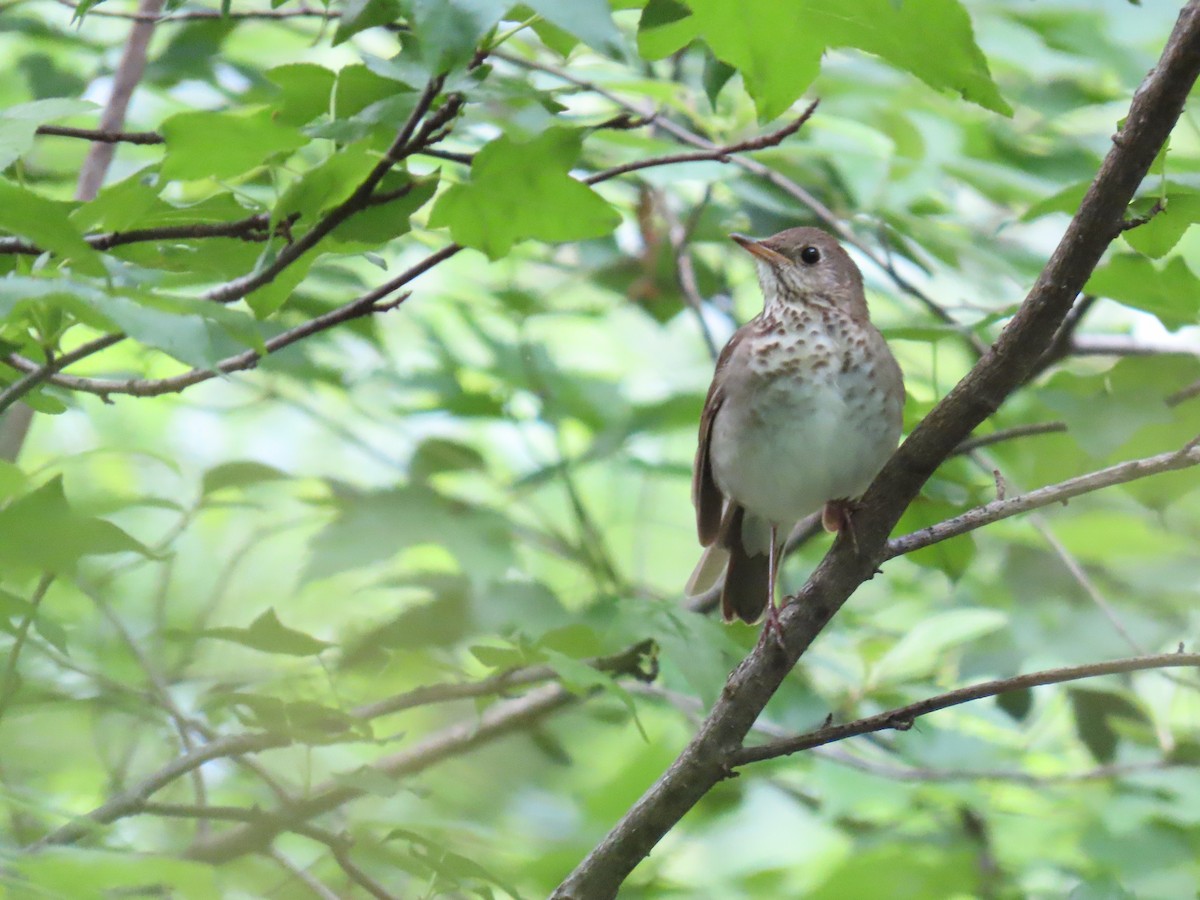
[525,0,624,56]
[429,127,620,259]
[266,63,336,125]
[409,437,485,482]
[637,0,697,60]
[687,0,1009,120]
[333,0,402,45]
[161,109,308,180]
[1021,180,1090,222]
[0,98,96,169]
[303,484,515,586]
[1122,191,1200,259]
[1069,687,1148,764]
[1087,253,1200,331]
[0,477,151,574]
[197,608,332,656]
[871,608,1007,685]
[0,179,104,275]
[201,461,289,495]
[411,0,508,73]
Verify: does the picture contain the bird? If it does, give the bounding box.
[686,226,905,631]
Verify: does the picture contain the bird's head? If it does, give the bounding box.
[730,227,868,319]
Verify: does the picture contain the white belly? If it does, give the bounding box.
[709,370,898,527]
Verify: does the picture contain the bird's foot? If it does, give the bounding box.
[760,601,786,652]
[822,498,861,555]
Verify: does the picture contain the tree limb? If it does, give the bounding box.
[887,438,1200,558]
[731,652,1200,766]
[553,5,1200,896]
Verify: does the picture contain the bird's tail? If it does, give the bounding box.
[685,543,729,597]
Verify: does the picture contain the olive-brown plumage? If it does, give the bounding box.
[687,227,905,626]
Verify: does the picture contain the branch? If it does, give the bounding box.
[731,652,1200,766]
[75,0,165,202]
[55,0,333,23]
[0,335,124,414]
[3,117,824,403]
[2,290,410,400]
[34,124,164,145]
[184,683,575,862]
[0,575,54,722]
[35,731,286,847]
[554,6,1200,895]
[0,213,295,256]
[581,102,818,185]
[202,79,456,306]
[887,439,1200,559]
[496,51,985,352]
[351,639,654,720]
[1168,378,1200,407]
[952,421,1068,455]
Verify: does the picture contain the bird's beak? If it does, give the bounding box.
[730,233,790,267]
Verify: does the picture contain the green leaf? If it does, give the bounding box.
[0,179,104,275]
[304,484,516,586]
[201,461,289,495]
[1021,180,1090,221]
[524,0,625,56]
[0,98,96,169]
[0,276,264,368]
[14,850,218,898]
[333,0,403,45]
[0,460,28,502]
[266,63,336,125]
[1122,190,1200,259]
[409,437,485,482]
[0,477,151,574]
[1069,687,1148,764]
[160,109,308,180]
[871,608,1007,686]
[429,127,621,259]
[411,0,508,73]
[329,173,439,246]
[197,608,332,656]
[637,0,697,60]
[686,0,1009,120]
[1085,253,1200,331]
[895,496,976,580]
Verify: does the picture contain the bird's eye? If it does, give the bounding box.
[800,245,821,265]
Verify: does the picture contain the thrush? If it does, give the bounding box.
[686,227,905,629]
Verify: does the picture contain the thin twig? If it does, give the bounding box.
[35,124,164,145]
[730,652,1200,766]
[55,0,332,23]
[0,334,124,414]
[2,290,412,400]
[887,439,1200,559]
[203,79,454,306]
[495,50,985,353]
[75,0,165,201]
[265,848,341,900]
[1167,378,1200,407]
[0,575,54,722]
[0,213,297,256]
[952,421,1068,455]
[581,103,818,185]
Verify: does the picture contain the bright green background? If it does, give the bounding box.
[1,0,1199,897]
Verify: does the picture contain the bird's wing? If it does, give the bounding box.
[693,325,747,546]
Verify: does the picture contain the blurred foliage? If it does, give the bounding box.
[1,0,1199,897]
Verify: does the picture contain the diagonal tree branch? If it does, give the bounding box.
[731,652,1200,766]
[202,78,455,306]
[553,5,1200,896]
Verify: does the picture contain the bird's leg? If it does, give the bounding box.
[761,524,785,648]
[822,499,861,555]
